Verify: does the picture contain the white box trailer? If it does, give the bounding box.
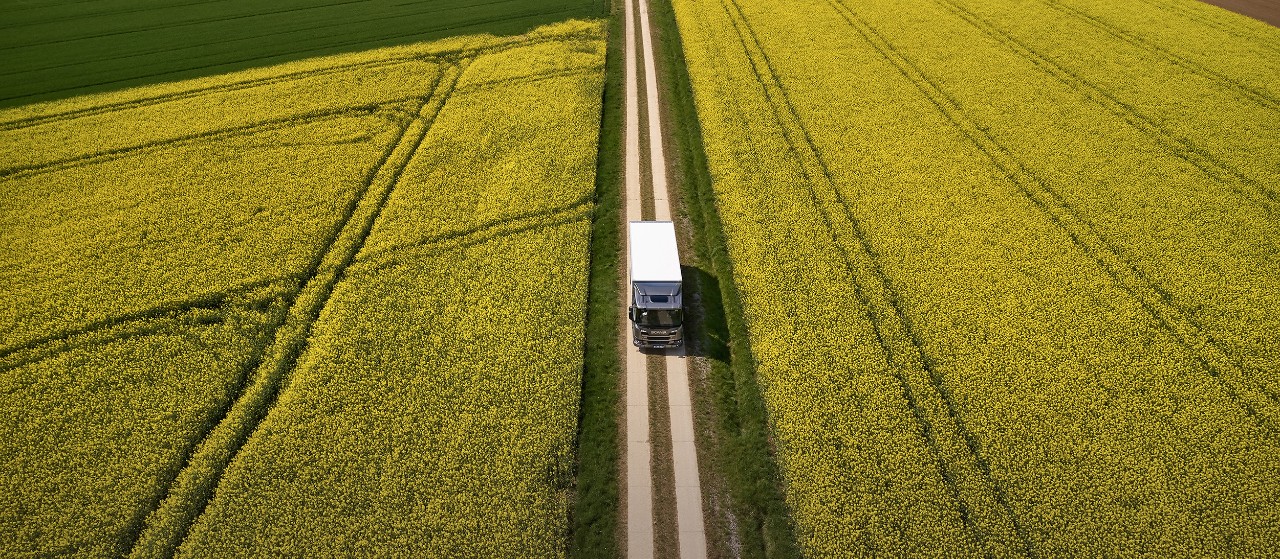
[628,221,684,349]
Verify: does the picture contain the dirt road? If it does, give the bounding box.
[622,0,707,557]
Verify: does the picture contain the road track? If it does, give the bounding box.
[622,0,707,556]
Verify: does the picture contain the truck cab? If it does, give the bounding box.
[628,221,684,349]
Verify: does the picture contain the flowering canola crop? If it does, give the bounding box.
[0,20,605,558]
[672,0,1280,555]
[177,32,606,557]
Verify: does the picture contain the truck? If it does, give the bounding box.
[628,221,684,349]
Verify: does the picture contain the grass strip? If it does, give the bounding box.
[650,0,800,556]
[567,0,624,556]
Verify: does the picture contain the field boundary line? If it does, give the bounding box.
[825,0,1280,432]
[0,274,298,373]
[0,58,428,130]
[124,62,464,559]
[1132,0,1280,53]
[0,6,592,106]
[721,1,1033,556]
[1038,0,1279,111]
[0,101,415,180]
[0,29,594,130]
[567,2,623,553]
[938,0,1278,214]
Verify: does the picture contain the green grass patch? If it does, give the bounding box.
[567,0,624,557]
[0,0,604,107]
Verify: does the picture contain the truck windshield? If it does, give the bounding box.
[637,309,682,327]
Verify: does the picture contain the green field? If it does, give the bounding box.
[0,13,606,556]
[0,0,604,107]
[672,0,1280,555]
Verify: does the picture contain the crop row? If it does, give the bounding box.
[1040,0,1280,109]
[931,0,1276,215]
[0,18,604,368]
[675,0,981,553]
[673,0,1280,555]
[0,78,420,559]
[0,112,402,365]
[858,0,1280,411]
[180,220,594,557]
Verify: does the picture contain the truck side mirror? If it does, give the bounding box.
[628,307,636,321]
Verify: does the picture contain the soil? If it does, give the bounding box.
[1198,0,1280,27]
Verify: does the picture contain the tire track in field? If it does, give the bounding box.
[124,63,463,559]
[346,192,594,278]
[454,63,604,94]
[0,31,592,130]
[1132,0,1280,54]
[937,0,1278,215]
[3,63,600,179]
[0,101,408,180]
[0,58,423,130]
[1039,0,1280,111]
[825,0,1280,432]
[0,312,227,377]
[719,1,1033,556]
[0,273,299,373]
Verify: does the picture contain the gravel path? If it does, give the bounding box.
[623,0,707,556]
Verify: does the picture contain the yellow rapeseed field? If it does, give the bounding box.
[175,34,606,558]
[673,0,1280,556]
[0,20,605,558]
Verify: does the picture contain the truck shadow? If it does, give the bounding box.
[676,264,729,361]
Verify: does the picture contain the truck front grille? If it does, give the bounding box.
[636,331,683,347]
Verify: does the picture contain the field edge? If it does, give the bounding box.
[568,0,625,556]
[651,0,802,556]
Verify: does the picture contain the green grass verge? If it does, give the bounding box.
[649,0,801,556]
[567,0,623,556]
